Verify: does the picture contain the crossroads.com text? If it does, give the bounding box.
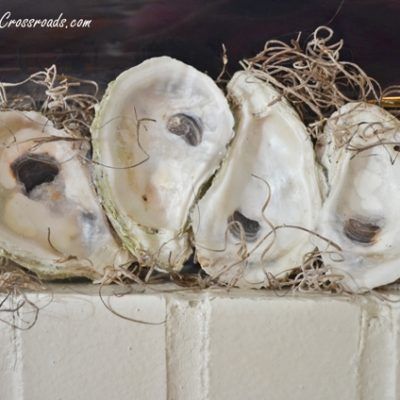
[0,12,92,29]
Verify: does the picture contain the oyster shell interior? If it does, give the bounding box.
[0,110,126,279]
[317,102,400,291]
[92,56,234,269]
[192,72,321,286]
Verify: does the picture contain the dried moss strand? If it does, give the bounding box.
[243,26,381,137]
[0,65,98,138]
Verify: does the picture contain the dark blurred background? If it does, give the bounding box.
[0,0,399,89]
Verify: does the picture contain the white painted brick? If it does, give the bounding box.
[208,294,362,400]
[0,319,20,400]
[1,286,399,400]
[359,298,398,400]
[1,285,167,400]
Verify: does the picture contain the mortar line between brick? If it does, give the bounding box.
[355,306,367,400]
[164,295,173,400]
[200,295,210,400]
[11,308,24,400]
[391,302,399,399]
[165,293,210,400]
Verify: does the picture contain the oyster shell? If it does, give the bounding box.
[316,102,400,291]
[0,110,128,279]
[91,57,234,269]
[192,72,322,286]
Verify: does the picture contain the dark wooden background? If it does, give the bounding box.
[0,0,399,90]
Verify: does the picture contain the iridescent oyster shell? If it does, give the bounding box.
[316,102,400,291]
[91,57,234,269]
[0,110,128,279]
[192,71,322,286]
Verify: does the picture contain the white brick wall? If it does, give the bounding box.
[1,285,399,400]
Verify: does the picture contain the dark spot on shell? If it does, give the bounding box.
[394,145,400,152]
[167,113,202,146]
[228,210,261,243]
[180,254,205,276]
[86,145,93,160]
[11,153,60,195]
[82,212,96,222]
[142,195,148,202]
[344,218,381,245]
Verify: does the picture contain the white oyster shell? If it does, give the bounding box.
[91,57,234,269]
[316,102,400,291]
[0,110,128,279]
[192,71,322,286]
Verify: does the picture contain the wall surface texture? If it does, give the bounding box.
[1,285,399,400]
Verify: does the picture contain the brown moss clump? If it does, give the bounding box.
[0,261,47,329]
[241,26,382,138]
[0,65,98,138]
